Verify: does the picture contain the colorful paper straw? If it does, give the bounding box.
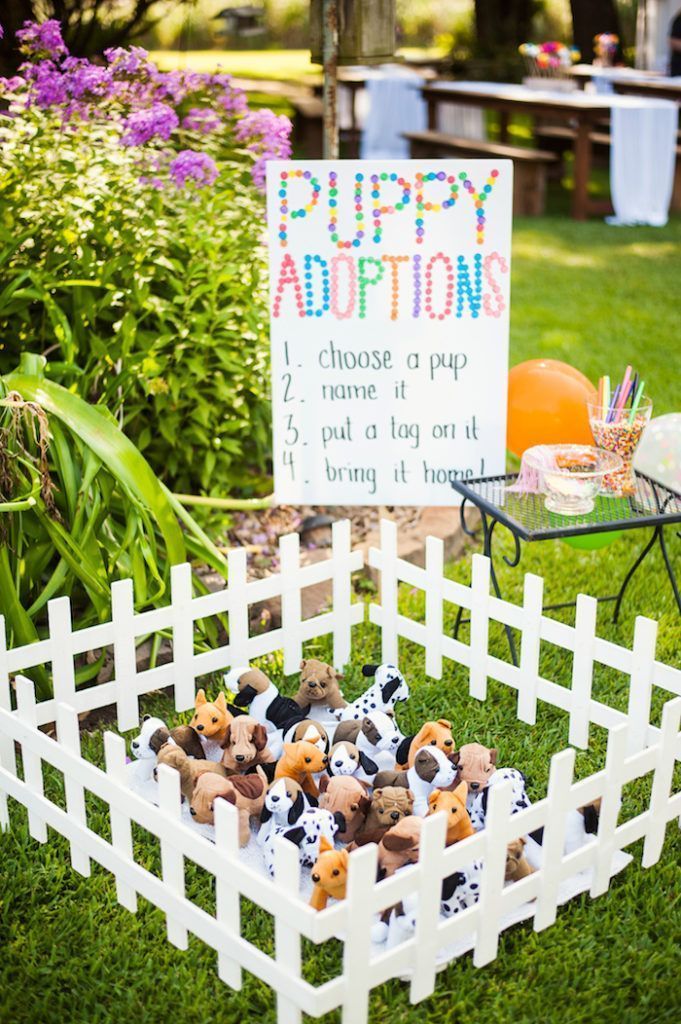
[628,379,645,425]
[614,365,632,422]
[602,375,610,419]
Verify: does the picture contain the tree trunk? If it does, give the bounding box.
[474,0,539,56]
[570,0,624,63]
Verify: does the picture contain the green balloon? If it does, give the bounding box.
[564,530,622,551]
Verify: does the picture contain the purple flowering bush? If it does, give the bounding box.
[0,20,292,495]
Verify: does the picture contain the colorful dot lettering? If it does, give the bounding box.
[277,170,321,248]
[424,252,455,319]
[304,254,330,317]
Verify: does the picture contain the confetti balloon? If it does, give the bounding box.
[507,359,598,458]
[634,413,681,493]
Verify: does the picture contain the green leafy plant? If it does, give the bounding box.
[0,354,230,699]
[0,25,291,498]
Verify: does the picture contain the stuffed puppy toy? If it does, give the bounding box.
[220,715,276,773]
[189,767,267,844]
[440,860,484,915]
[326,740,379,783]
[333,711,403,772]
[257,777,308,845]
[377,815,423,879]
[130,714,205,763]
[292,659,347,712]
[505,838,535,883]
[374,746,460,817]
[395,719,455,769]
[350,786,414,847]
[466,765,531,831]
[282,719,330,754]
[336,663,409,722]
[318,775,370,844]
[263,807,340,874]
[310,838,349,910]
[224,665,305,735]
[525,799,602,870]
[427,782,474,846]
[153,743,229,801]
[191,690,235,760]
[274,740,329,799]
[456,742,497,798]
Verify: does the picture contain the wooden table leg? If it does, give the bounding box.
[499,110,509,143]
[427,97,437,131]
[572,119,592,220]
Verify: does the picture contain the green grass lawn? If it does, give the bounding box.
[1,215,681,1019]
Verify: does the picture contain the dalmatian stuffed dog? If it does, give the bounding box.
[336,664,409,723]
[440,860,484,915]
[467,768,531,831]
[262,807,340,876]
[333,710,404,773]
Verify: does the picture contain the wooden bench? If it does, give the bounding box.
[404,130,558,216]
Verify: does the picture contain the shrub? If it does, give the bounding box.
[0,354,231,698]
[0,21,292,496]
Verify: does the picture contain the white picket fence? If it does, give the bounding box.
[0,518,680,1024]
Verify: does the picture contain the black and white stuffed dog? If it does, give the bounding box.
[333,711,403,773]
[326,740,379,784]
[224,666,305,734]
[374,746,460,816]
[257,777,310,846]
[262,806,340,875]
[336,664,410,722]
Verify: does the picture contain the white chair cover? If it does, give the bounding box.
[360,67,426,159]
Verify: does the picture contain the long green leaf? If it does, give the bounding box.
[0,546,51,700]
[4,372,186,565]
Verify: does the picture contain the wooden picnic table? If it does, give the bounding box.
[422,81,613,220]
[612,78,681,103]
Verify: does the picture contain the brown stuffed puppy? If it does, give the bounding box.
[377,815,423,879]
[153,743,229,801]
[427,782,474,846]
[310,838,349,910]
[275,740,329,798]
[456,742,497,795]
[318,775,370,843]
[190,767,267,844]
[505,838,535,882]
[292,659,347,711]
[191,690,234,757]
[351,786,414,847]
[220,715,275,773]
[396,719,455,769]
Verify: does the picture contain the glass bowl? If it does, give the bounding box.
[523,444,623,515]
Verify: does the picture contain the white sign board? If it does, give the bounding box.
[267,159,513,505]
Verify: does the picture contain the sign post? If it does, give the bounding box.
[267,159,513,505]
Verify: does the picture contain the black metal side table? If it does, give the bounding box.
[450,471,681,666]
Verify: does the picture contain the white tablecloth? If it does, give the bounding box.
[359,67,427,159]
[426,81,679,226]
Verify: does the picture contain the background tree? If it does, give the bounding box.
[0,1,192,75]
[473,0,544,56]
[569,0,624,62]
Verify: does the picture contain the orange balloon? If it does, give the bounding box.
[507,359,597,457]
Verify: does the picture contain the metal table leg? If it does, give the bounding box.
[613,524,681,623]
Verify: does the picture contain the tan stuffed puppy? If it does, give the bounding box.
[318,775,370,843]
[191,689,234,747]
[275,740,329,798]
[292,659,347,711]
[377,816,423,879]
[457,742,497,796]
[153,743,229,801]
[398,719,456,769]
[220,715,275,772]
[284,719,330,753]
[351,787,414,847]
[310,838,349,910]
[427,782,474,845]
[190,768,267,844]
[505,838,535,882]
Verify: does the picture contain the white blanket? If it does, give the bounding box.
[607,95,678,226]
